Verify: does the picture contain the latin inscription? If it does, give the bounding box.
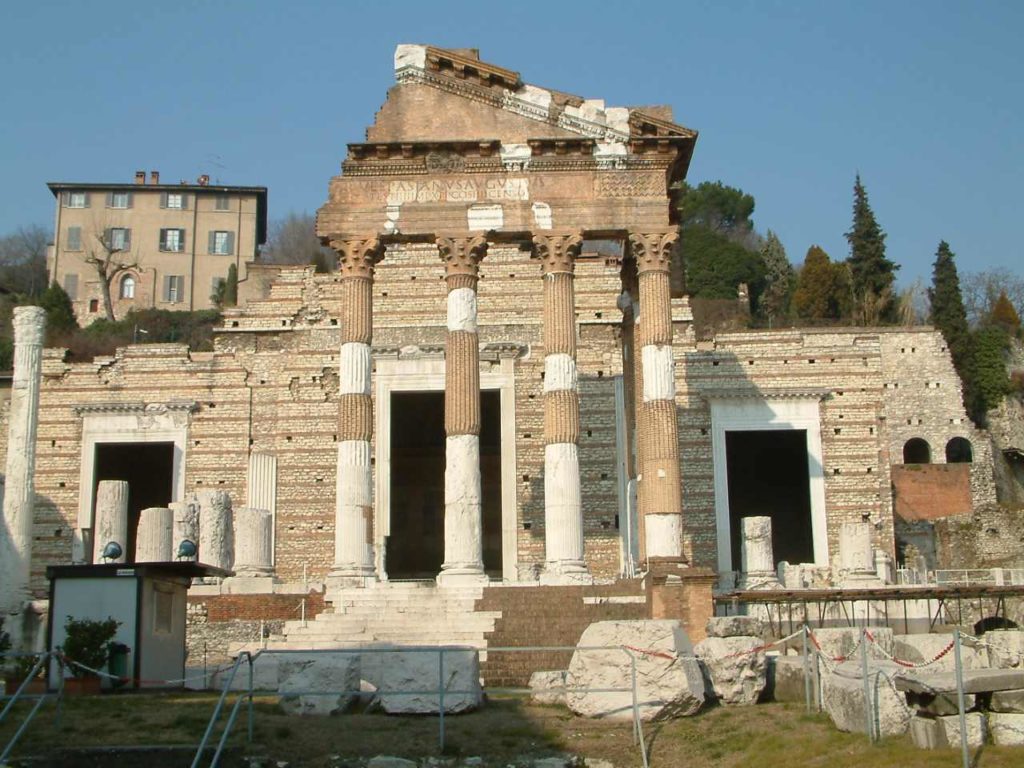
[385,178,529,205]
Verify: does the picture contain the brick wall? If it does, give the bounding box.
[892,464,972,521]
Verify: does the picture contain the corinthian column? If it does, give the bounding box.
[629,230,686,565]
[533,232,592,585]
[329,237,385,582]
[436,233,489,586]
[0,306,46,618]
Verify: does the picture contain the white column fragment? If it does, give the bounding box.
[438,434,486,583]
[838,521,873,573]
[170,499,200,559]
[0,306,46,616]
[540,443,589,584]
[135,507,173,562]
[93,480,130,564]
[334,440,373,576]
[739,516,779,589]
[641,339,682,560]
[235,507,274,576]
[197,489,234,572]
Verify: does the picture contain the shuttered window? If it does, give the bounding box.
[159,228,185,252]
[215,195,230,211]
[162,275,185,303]
[63,273,79,300]
[209,230,235,255]
[106,191,132,209]
[160,192,189,210]
[67,226,82,250]
[104,228,131,251]
[63,191,90,208]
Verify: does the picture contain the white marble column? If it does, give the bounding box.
[329,237,384,583]
[93,480,129,563]
[135,506,173,562]
[170,498,199,559]
[197,489,234,571]
[436,234,489,585]
[534,232,591,585]
[234,507,274,576]
[0,306,46,616]
[739,516,779,589]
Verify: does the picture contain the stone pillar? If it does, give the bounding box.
[235,507,274,576]
[0,306,45,616]
[328,237,384,582]
[197,489,234,571]
[533,232,591,585]
[436,233,489,585]
[135,507,173,562]
[838,521,877,586]
[93,480,129,563]
[170,498,200,559]
[739,516,779,589]
[629,231,685,566]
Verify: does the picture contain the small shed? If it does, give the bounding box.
[46,562,228,689]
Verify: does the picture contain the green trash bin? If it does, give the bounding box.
[107,642,131,689]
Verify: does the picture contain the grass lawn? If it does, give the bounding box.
[1,693,1021,767]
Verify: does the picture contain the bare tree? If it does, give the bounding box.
[261,212,335,270]
[85,224,140,322]
[0,224,50,297]
[962,268,1024,327]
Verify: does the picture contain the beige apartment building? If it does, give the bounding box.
[47,171,267,322]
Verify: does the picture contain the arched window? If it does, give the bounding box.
[946,437,973,463]
[903,438,931,464]
[120,274,135,299]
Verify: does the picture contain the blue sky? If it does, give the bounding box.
[1,0,1021,285]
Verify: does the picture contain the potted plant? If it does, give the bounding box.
[1,619,46,696]
[59,616,120,695]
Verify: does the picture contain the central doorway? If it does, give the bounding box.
[725,429,814,569]
[386,391,503,579]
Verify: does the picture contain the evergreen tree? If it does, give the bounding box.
[759,230,794,323]
[969,325,1011,420]
[845,175,899,323]
[792,246,850,321]
[928,241,971,374]
[37,281,78,341]
[682,226,766,304]
[225,264,239,306]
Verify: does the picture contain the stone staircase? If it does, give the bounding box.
[266,580,502,649]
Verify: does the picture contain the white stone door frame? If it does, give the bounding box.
[374,355,519,582]
[72,403,194,562]
[709,394,829,576]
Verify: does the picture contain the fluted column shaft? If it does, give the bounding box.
[330,237,384,580]
[534,232,591,584]
[437,234,489,585]
[0,306,46,616]
[630,231,685,564]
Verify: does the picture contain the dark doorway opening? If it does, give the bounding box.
[93,442,174,562]
[725,430,813,569]
[387,391,503,579]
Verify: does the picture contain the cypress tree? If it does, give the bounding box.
[845,175,899,323]
[759,230,794,323]
[225,264,238,306]
[793,246,850,321]
[928,241,971,372]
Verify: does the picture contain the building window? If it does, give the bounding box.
[161,192,189,210]
[66,226,82,251]
[107,191,132,209]
[215,195,230,211]
[88,299,99,313]
[946,437,973,463]
[209,230,235,255]
[903,438,932,464]
[63,273,79,300]
[120,274,136,299]
[163,275,185,303]
[63,191,90,208]
[104,227,131,251]
[159,228,185,252]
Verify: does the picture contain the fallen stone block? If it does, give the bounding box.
[694,636,766,706]
[213,650,280,691]
[989,712,1024,746]
[938,712,986,749]
[905,690,974,717]
[705,616,766,639]
[566,619,704,721]
[529,670,568,706]
[811,627,893,662]
[909,715,945,749]
[770,655,814,704]
[984,629,1024,669]
[991,688,1024,713]
[278,653,360,716]
[821,661,911,738]
[893,633,988,673]
[373,646,481,714]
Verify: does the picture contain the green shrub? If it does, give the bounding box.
[60,616,120,678]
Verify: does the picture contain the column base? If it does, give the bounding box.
[326,565,376,590]
[436,567,489,587]
[738,570,782,590]
[540,561,593,585]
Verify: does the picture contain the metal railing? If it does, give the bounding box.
[0,651,64,763]
[191,651,254,768]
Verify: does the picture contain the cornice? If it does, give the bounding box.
[73,400,199,417]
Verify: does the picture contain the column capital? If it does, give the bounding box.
[12,306,46,346]
[629,229,679,275]
[437,233,488,278]
[532,231,584,275]
[328,236,385,278]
